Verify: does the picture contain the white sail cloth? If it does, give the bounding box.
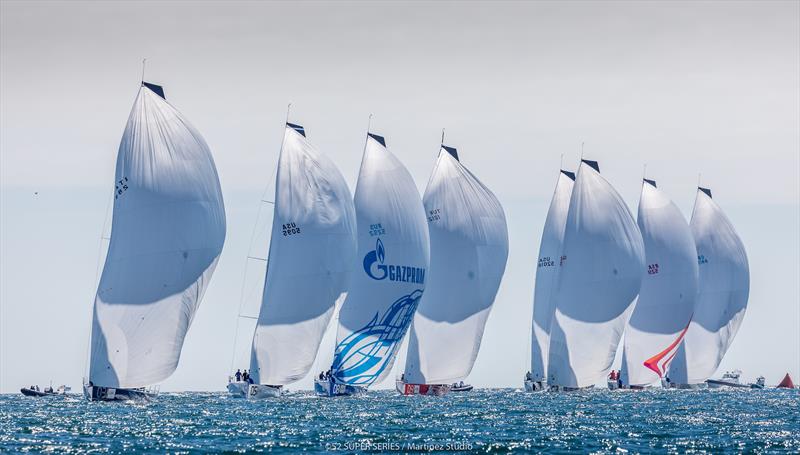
[668,188,749,385]
[530,170,574,383]
[249,124,356,386]
[403,146,508,385]
[89,84,226,388]
[620,180,698,387]
[331,133,430,387]
[547,160,645,389]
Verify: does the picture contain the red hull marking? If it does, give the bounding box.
[643,319,692,377]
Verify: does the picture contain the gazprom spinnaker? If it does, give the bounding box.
[668,187,749,387]
[620,179,698,388]
[85,82,226,401]
[238,122,356,399]
[399,144,508,396]
[316,132,429,396]
[547,159,644,390]
[526,169,575,392]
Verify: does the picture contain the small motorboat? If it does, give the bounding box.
[706,370,749,389]
[450,382,473,392]
[20,385,69,397]
[750,376,766,389]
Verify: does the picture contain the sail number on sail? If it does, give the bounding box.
[282,222,301,236]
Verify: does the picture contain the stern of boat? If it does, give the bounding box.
[247,384,282,399]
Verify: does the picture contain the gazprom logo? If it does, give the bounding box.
[362,238,425,284]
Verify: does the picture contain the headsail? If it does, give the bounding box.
[403,145,509,385]
[620,179,698,387]
[530,170,575,383]
[331,133,430,388]
[249,123,356,386]
[547,159,644,389]
[668,187,749,385]
[89,82,226,388]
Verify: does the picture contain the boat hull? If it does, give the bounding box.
[706,379,749,389]
[247,384,282,399]
[313,378,365,397]
[227,381,249,398]
[670,382,708,390]
[451,384,473,392]
[20,388,53,397]
[83,384,154,402]
[524,379,545,392]
[395,380,450,396]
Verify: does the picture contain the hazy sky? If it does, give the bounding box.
[1,1,798,393]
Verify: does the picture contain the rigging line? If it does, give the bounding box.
[247,256,267,262]
[260,199,274,204]
[238,315,258,320]
[580,141,585,160]
[560,153,564,170]
[441,128,445,146]
[141,58,146,83]
[643,163,648,181]
[84,189,115,379]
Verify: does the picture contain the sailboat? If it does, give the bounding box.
[525,168,575,392]
[229,121,357,399]
[546,159,645,391]
[398,142,508,396]
[84,81,226,401]
[315,131,429,396]
[668,187,749,388]
[617,179,698,389]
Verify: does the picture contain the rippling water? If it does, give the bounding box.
[1,388,798,453]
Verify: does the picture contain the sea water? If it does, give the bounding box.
[1,388,797,453]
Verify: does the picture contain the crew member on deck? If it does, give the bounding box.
[235,369,242,382]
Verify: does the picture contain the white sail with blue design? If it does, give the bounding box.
[527,169,574,391]
[320,132,429,395]
[668,187,749,387]
[245,122,356,398]
[547,159,644,390]
[620,179,698,388]
[400,144,508,392]
[86,82,226,401]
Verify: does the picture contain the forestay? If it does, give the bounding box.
[668,187,749,385]
[620,179,698,387]
[530,170,575,383]
[89,83,226,388]
[331,133,430,387]
[249,123,356,386]
[403,145,508,385]
[547,160,644,389]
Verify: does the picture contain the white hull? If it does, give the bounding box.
[247,384,283,399]
[524,379,545,392]
[670,382,708,390]
[227,381,249,398]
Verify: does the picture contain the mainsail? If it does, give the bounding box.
[668,187,749,385]
[331,132,430,387]
[547,159,644,389]
[249,123,356,386]
[530,169,575,383]
[620,179,698,387]
[89,82,226,388]
[403,145,509,385]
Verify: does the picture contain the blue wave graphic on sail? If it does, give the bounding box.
[332,289,423,386]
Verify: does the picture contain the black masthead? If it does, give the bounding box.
[644,178,657,188]
[560,169,576,181]
[699,186,712,198]
[287,122,306,137]
[581,159,600,172]
[142,81,165,99]
[442,144,459,161]
[368,133,386,147]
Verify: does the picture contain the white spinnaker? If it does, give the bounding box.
[620,180,698,387]
[530,170,574,383]
[249,124,356,386]
[403,146,508,385]
[547,160,644,389]
[668,188,749,385]
[331,133,430,387]
[89,84,226,388]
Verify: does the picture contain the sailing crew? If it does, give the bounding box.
[242,370,249,382]
[235,369,242,382]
